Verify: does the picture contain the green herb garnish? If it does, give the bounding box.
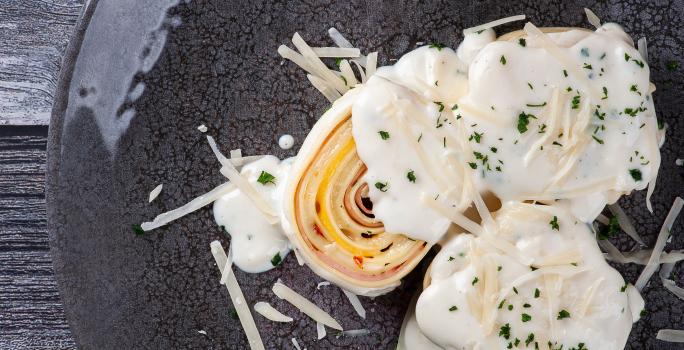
[271,252,282,266]
[375,182,388,192]
[429,43,445,50]
[378,130,390,140]
[257,171,276,185]
[132,224,145,236]
[557,309,571,320]
[550,216,560,230]
[407,170,416,183]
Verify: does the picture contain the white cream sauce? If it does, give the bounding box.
[457,24,658,221]
[416,202,643,350]
[213,156,292,273]
[278,134,295,150]
[351,47,472,244]
[351,23,659,241]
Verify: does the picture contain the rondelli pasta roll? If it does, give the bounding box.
[281,89,431,297]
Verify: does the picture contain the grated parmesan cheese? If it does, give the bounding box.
[463,14,526,34]
[635,197,684,290]
[148,184,163,203]
[210,241,265,350]
[253,302,293,322]
[584,8,601,29]
[341,289,366,319]
[657,329,684,343]
[272,281,343,330]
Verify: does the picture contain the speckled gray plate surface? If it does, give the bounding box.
[47,0,684,349]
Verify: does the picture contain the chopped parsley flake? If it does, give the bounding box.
[434,101,445,112]
[513,287,519,294]
[468,162,478,169]
[580,47,589,57]
[472,276,479,285]
[525,333,535,346]
[625,52,631,61]
[534,288,540,298]
[667,61,678,71]
[498,299,506,309]
[550,216,560,230]
[271,252,282,266]
[407,170,416,183]
[583,63,593,70]
[257,171,276,185]
[521,313,532,322]
[629,168,643,181]
[571,94,581,109]
[448,256,455,261]
[563,69,568,77]
[527,82,534,90]
[452,104,459,110]
[500,55,507,65]
[499,323,511,340]
[490,147,498,153]
[378,130,390,140]
[469,132,483,143]
[429,43,445,50]
[602,86,608,100]
[519,38,527,47]
[375,182,388,192]
[132,224,145,236]
[526,102,547,107]
[449,305,458,311]
[557,309,571,320]
[621,283,628,292]
[599,216,620,240]
[592,135,604,144]
[517,112,536,133]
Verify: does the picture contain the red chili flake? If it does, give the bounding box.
[313,224,324,237]
[353,256,364,269]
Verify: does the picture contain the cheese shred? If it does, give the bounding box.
[635,197,684,290]
[210,241,265,350]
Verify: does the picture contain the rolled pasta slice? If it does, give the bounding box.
[281,89,431,296]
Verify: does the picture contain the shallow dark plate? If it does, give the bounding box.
[47,0,684,349]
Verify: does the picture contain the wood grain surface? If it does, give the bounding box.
[0,0,84,125]
[0,127,75,348]
[0,0,84,347]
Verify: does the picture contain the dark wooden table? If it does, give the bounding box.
[1,1,83,348]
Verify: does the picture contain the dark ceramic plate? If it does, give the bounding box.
[47,0,684,349]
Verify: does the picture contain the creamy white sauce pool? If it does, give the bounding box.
[213,156,292,273]
[352,23,659,238]
[416,203,643,350]
[459,25,658,221]
[352,47,473,244]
